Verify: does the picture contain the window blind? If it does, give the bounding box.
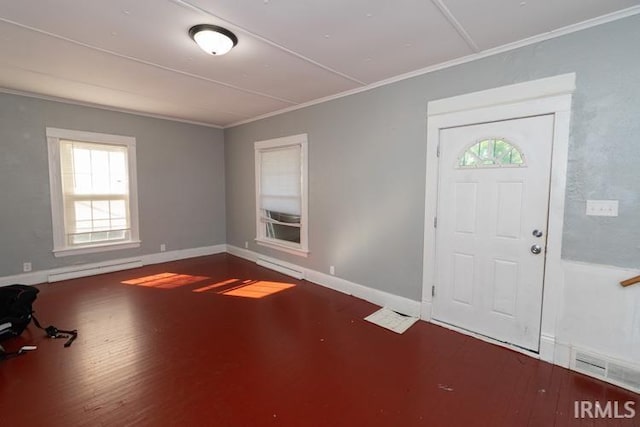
[259,145,301,216]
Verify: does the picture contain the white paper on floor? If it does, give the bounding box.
[364,307,418,334]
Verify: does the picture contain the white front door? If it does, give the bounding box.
[431,114,554,352]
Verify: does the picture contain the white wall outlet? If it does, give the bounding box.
[23,262,32,272]
[329,265,335,276]
[160,243,166,252]
[586,200,619,217]
[244,241,249,249]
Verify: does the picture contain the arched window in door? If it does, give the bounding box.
[457,138,525,168]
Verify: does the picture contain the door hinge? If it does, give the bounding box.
[433,217,437,228]
[432,285,436,297]
[436,144,440,157]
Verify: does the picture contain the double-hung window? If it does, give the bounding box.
[46,128,140,256]
[255,134,308,257]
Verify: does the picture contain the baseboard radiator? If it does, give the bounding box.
[48,260,143,283]
[571,348,640,393]
[256,256,304,280]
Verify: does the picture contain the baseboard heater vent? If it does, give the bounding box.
[256,257,304,280]
[48,260,143,283]
[571,348,640,393]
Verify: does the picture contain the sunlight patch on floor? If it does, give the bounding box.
[192,278,242,293]
[221,281,296,299]
[121,273,209,289]
[121,274,295,298]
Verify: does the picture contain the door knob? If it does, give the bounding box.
[530,244,542,255]
[532,229,543,238]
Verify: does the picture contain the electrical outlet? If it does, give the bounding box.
[244,241,249,249]
[23,262,32,272]
[586,200,619,217]
[160,244,166,252]
[329,265,335,276]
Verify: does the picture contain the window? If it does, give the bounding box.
[255,134,308,257]
[46,128,140,256]
[458,138,525,168]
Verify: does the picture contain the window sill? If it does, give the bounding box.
[256,238,309,258]
[53,240,141,257]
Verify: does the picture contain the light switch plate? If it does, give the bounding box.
[586,200,619,217]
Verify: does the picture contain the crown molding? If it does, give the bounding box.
[0,87,224,129]
[225,5,640,129]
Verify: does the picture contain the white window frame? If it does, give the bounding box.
[46,127,141,257]
[254,134,309,257]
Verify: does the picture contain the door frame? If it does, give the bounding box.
[421,73,575,363]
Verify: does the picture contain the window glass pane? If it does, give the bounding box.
[92,200,110,220]
[71,234,91,245]
[73,148,91,175]
[266,210,300,224]
[71,147,93,194]
[110,200,126,220]
[494,139,509,160]
[109,151,127,194]
[111,219,127,229]
[458,139,525,168]
[75,220,93,233]
[93,219,110,230]
[108,230,126,240]
[91,150,110,193]
[459,151,478,167]
[74,201,92,221]
[91,231,110,242]
[63,140,129,196]
[510,150,523,164]
[479,139,491,159]
[266,223,301,244]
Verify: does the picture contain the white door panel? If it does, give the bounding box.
[432,115,554,351]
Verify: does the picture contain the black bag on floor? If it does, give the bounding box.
[0,284,38,340]
[0,284,77,359]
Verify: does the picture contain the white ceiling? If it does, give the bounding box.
[0,0,638,128]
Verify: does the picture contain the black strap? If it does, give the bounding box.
[32,314,78,347]
[0,344,28,360]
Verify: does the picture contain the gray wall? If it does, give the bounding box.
[225,15,640,301]
[0,93,226,276]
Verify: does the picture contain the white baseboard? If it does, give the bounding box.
[144,244,227,265]
[540,333,556,363]
[48,259,144,282]
[420,301,433,321]
[554,341,572,368]
[226,245,421,317]
[305,269,421,317]
[0,271,49,287]
[0,244,227,287]
[226,245,258,262]
[256,255,304,280]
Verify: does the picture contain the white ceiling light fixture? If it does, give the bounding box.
[189,24,238,56]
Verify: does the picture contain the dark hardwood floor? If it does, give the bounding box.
[1,253,637,426]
